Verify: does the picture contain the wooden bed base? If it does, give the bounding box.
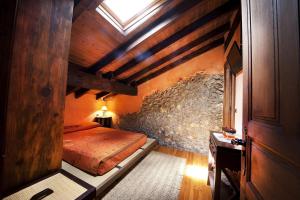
[62,138,157,197]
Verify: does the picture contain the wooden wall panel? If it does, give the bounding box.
[250,0,279,121]
[250,143,300,199]
[0,0,73,195]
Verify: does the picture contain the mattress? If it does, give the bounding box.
[64,122,101,134]
[63,126,147,175]
[62,138,157,195]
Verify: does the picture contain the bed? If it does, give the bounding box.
[63,122,147,175]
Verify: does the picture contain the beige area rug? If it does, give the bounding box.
[102,151,186,200]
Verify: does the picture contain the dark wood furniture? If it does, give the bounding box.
[3,170,95,200]
[207,132,241,200]
[94,117,113,128]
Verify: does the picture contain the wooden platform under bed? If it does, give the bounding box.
[62,138,157,197]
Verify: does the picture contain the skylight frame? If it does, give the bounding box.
[96,0,167,35]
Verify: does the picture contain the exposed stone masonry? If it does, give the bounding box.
[117,72,224,154]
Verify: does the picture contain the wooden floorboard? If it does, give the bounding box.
[153,146,212,200]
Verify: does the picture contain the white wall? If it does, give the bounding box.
[234,71,243,137]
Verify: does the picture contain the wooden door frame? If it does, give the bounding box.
[223,63,244,130]
[223,62,236,129]
[241,0,254,198]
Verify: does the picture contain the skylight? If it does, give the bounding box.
[97,0,166,35]
[103,0,154,24]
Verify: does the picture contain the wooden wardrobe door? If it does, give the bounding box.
[241,0,300,199]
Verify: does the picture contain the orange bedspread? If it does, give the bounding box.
[63,126,147,175]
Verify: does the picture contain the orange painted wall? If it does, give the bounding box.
[64,45,224,125]
[64,94,101,125]
[109,45,224,123]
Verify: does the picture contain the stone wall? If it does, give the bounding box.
[117,72,224,154]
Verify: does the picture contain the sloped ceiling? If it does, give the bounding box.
[68,0,240,98]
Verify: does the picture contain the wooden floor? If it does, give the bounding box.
[154,145,212,200]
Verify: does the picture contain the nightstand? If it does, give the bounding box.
[94,116,112,128]
[3,170,95,200]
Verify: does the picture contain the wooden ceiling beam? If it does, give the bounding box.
[123,23,230,83]
[67,65,137,98]
[73,0,103,22]
[66,86,77,95]
[74,88,90,98]
[75,0,203,97]
[94,36,225,98]
[68,63,113,98]
[135,38,224,85]
[86,0,203,73]
[72,72,114,97]
[102,93,117,100]
[111,0,240,78]
[224,9,241,51]
[67,63,89,98]
[96,91,110,100]
[77,0,239,97]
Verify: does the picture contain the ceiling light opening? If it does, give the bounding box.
[96,0,167,35]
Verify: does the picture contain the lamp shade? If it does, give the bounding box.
[101,105,108,111]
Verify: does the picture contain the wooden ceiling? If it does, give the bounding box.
[67,0,240,99]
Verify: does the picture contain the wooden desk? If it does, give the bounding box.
[207,132,241,200]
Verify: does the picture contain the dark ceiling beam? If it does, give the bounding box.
[96,91,110,100]
[68,65,137,98]
[73,72,114,97]
[111,0,240,78]
[102,93,117,100]
[135,38,224,85]
[66,86,77,95]
[224,9,241,51]
[74,88,89,98]
[74,88,90,98]
[95,37,225,98]
[67,63,89,98]
[83,0,239,98]
[87,0,203,73]
[70,0,99,97]
[123,23,230,83]
[79,0,203,98]
[69,63,109,98]
[73,0,103,22]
